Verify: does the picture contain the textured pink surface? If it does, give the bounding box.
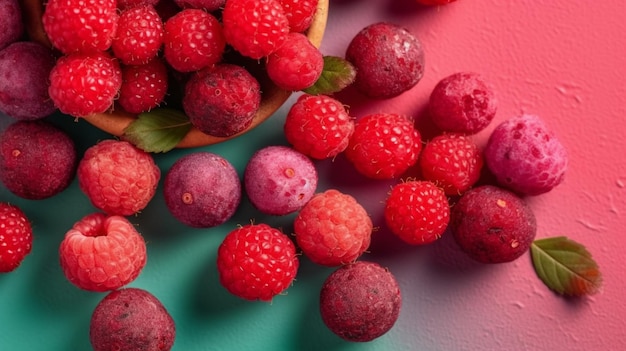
[318,0,626,349]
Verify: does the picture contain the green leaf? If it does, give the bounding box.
[123,108,192,153]
[303,55,356,95]
[530,236,602,297]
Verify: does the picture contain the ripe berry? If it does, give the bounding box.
[0,0,23,51]
[345,113,422,179]
[217,224,299,301]
[112,5,165,65]
[59,213,147,291]
[48,52,122,117]
[294,189,372,266]
[118,59,169,114]
[174,0,225,11]
[77,140,161,216]
[279,0,319,33]
[267,32,324,91]
[0,202,33,273]
[419,133,483,196]
[222,0,290,59]
[284,93,355,160]
[484,114,568,196]
[384,180,450,245]
[163,8,226,72]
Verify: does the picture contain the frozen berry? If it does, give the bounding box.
[0,0,23,50]
[59,213,147,291]
[345,113,422,179]
[266,32,324,91]
[0,202,33,273]
[164,152,241,228]
[112,5,164,65]
[284,93,355,160]
[90,288,176,351]
[450,185,537,263]
[77,140,161,216]
[0,41,57,120]
[345,22,425,99]
[320,261,401,342]
[419,133,483,195]
[244,145,318,216]
[384,180,450,245]
[217,223,299,301]
[484,114,568,196]
[0,120,77,200]
[429,72,498,134]
[118,59,169,114]
[294,189,372,266]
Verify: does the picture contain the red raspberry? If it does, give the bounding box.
[42,0,118,54]
[112,5,164,65]
[217,224,299,301]
[117,0,159,10]
[59,213,147,291]
[0,202,33,273]
[183,63,261,137]
[278,0,318,33]
[222,0,290,59]
[48,52,122,117]
[384,180,450,245]
[118,59,169,114]
[284,94,354,160]
[416,0,457,5]
[77,140,161,216]
[174,0,225,11]
[294,189,373,266]
[419,133,484,196]
[163,8,226,72]
[266,32,324,91]
[345,113,422,179]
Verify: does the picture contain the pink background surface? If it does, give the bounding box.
[319,0,626,349]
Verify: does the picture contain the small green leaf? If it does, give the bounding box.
[531,236,602,297]
[123,108,192,153]
[303,55,356,95]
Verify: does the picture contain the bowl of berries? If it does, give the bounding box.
[18,0,329,151]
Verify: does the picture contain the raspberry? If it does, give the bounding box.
[429,72,498,135]
[90,288,176,351]
[416,0,457,5]
[112,5,165,65]
[244,145,318,215]
[294,189,372,266]
[266,32,324,91]
[345,22,425,99]
[222,0,290,59]
[418,133,484,196]
[284,93,354,160]
[77,140,161,216]
[278,0,318,33]
[117,0,159,10]
[183,63,261,137]
[174,0,225,11]
[59,213,147,291]
[118,59,169,114]
[0,120,77,200]
[484,114,568,196]
[48,52,122,117]
[163,152,241,228]
[451,185,537,264]
[163,8,226,72]
[384,180,450,245]
[217,223,299,301]
[42,0,118,54]
[0,202,33,273]
[319,261,402,342]
[345,113,422,179]
[0,0,23,51]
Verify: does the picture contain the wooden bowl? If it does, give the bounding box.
[21,0,329,148]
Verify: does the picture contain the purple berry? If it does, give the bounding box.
[244,145,318,216]
[0,0,23,50]
[164,152,241,228]
[485,114,568,196]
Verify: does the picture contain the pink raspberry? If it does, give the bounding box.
[484,114,568,196]
[118,59,169,114]
[294,189,373,266]
[266,32,324,91]
[112,5,164,65]
[284,93,355,160]
[217,223,299,301]
[163,8,226,72]
[345,113,422,179]
[278,0,319,33]
[59,213,147,291]
[77,140,161,216]
[222,0,290,59]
